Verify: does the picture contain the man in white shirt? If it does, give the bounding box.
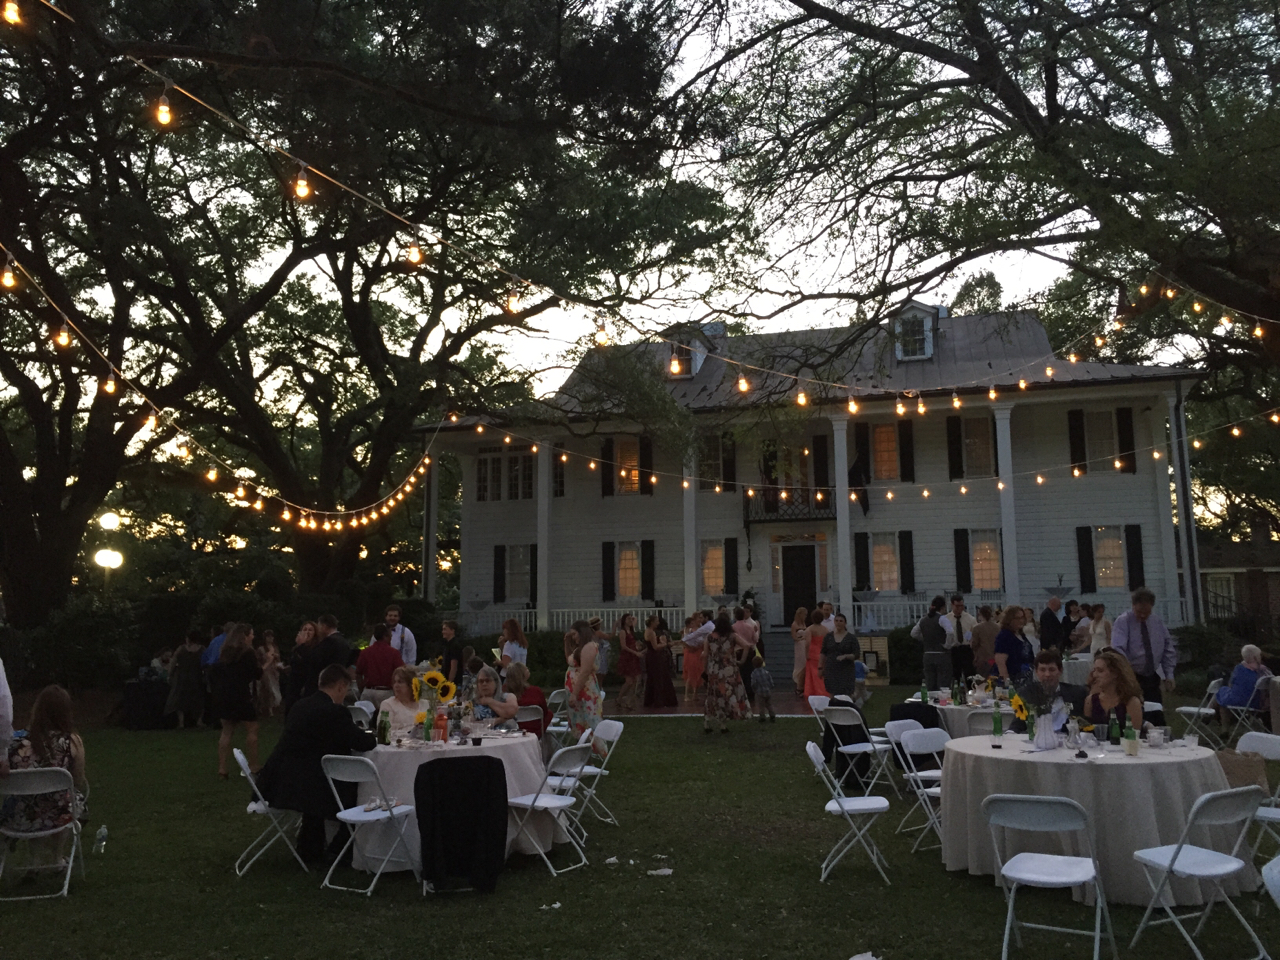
[819,601,836,636]
[0,657,12,777]
[384,604,416,665]
[941,595,978,681]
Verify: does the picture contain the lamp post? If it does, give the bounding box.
[94,548,123,592]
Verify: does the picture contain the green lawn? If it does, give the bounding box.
[4,687,1278,960]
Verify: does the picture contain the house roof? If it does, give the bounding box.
[552,310,1193,415]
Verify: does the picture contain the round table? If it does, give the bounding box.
[941,734,1253,905]
[351,735,566,873]
[935,703,1014,738]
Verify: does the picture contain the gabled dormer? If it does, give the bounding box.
[892,301,946,362]
[665,323,721,379]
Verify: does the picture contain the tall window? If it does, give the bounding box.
[477,458,489,502]
[553,443,565,498]
[897,315,928,358]
[477,454,503,501]
[616,439,640,494]
[1085,411,1116,470]
[507,544,531,600]
[700,540,725,596]
[508,455,522,500]
[698,433,735,491]
[782,444,809,492]
[872,425,898,481]
[963,417,994,477]
[1093,526,1126,587]
[505,454,532,500]
[872,533,899,591]
[617,541,641,598]
[971,529,1001,589]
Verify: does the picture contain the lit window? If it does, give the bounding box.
[701,540,725,596]
[872,425,898,481]
[507,544,531,600]
[1085,412,1116,471]
[617,541,641,598]
[617,439,640,494]
[963,418,994,477]
[971,529,1001,589]
[1094,526,1125,587]
[872,533,898,592]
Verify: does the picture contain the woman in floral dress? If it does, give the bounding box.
[564,620,605,756]
[3,685,87,865]
[704,614,749,733]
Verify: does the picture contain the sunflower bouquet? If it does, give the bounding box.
[412,670,458,739]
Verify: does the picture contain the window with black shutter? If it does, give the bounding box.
[897,420,915,483]
[493,545,506,604]
[1124,525,1145,590]
[854,532,871,591]
[898,530,915,593]
[947,416,965,480]
[1076,526,1098,593]
[1116,407,1137,474]
[600,438,615,497]
[601,541,616,601]
[1067,409,1088,475]
[640,540,655,601]
[723,538,739,595]
[954,529,972,593]
[639,436,654,496]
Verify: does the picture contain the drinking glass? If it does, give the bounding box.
[1182,733,1199,748]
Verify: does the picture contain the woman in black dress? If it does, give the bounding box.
[164,629,206,728]
[210,623,263,778]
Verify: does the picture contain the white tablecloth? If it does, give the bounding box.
[1064,656,1092,687]
[941,735,1254,905]
[351,736,566,873]
[935,704,1015,738]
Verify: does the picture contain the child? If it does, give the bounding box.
[853,659,870,708]
[750,655,776,723]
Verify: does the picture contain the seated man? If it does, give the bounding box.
[1009,648,1088,734]
[254,663,376,865]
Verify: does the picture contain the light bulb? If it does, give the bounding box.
[449,413,459,422]
[253,499,264,511]
[886,490,894,500]
[922,489,929,498]
[1271,414,1280,424]
[1095,336,1105,347]
[177,442,189,458]
[951,392,961,409]
[780,490,787,500]
[381,505,390,514]
[682,479,689,488]
[1045,366,1054,377]
[988,387,997,401]
[595,325,610,347]
[849,492,856,501]
[503,435,511,444]
[1114,458,1123,468]
[2,261,15,288]
[1221,315,1232,329]
[1153,450,1162,459]
[848,398,857,414]
[649,475,657,484]
[145,412,156,430]
[1165,287,1177,299]
[2,2,17,25]
[747,488,755,497]
[738,375,749,392]
[815,491,824,501]
[282,508,291,521]
[55,322,70,347]
[294,172,309,199]
[530,445,537,453]
[997,481,1005,490]
[1018,378,1027,390]
[896,400,906,416]
[959,485,967,494]
[235,485,246,498]
[1073,467,1081,477]
[476,424,484,433]
[505,292,520,313]
[1192,301,1203,313]
[669,354,681,374]
[103,375,116,394]
[560,453,568,462]
[588,460,596,470]
[406,243,422,264]
[298,517,308,529]
[714,484,721,494]
[1193,439,1202,449]
[1036,475,1044,485]
[917,399,926,415]
[156,95,172,126]
[1254,325,1265,338]
[309,518,317,528]
[1068,354,1078,363]
[335,520,343,531]
[1112,320,1124,331]
[323,520,332,531]
[796,391,807,406]
[206,468,218,482]
[1139,284,1149,296]
[1232,426,1241,437]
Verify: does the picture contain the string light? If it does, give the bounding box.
[951,392,961,409]
[815,491,823,501]
[235,485,246,499]
[1221,315,1233,329]
[449,414,459,423]
[1068,354,1078,363]
[293,163,310,199]
[780,490,787,500]
[997,481,1005,490]
[1232,426,1242,437]
[1271,414,1280,424]
[1165,287,1177,299]
[916,397,926,415]
[714,484,722,494]
[1073,467,1081,477]
[2,2,17,25]
[475,424,484,433]
[922,489,930,498]
[988,387,997,401]
[102,374,116,394]
[560,453,568,462]
[1018,379,1027,390]
[205,467,218,482]
[1114,458,1122,468]
[886,490,894,500]
[1193,439,1202,449]
[1036,475,1045,484]
[1152,450,1161,459]
[588,461,596,470]
[669,353,681,375]
[405,241,423,265]
[896,398,906,416]
[848,397,858,414]
[649,475,657,484]
[1,257,15,288]
[55,322,70,347]
[1045,366,1054,378]
[796,390,807,406]
[1192,301,1203,313]
[959,485,968,495]
[747,488,755,497]
[505,291,520,313]
[595,321,610,347]
[1139,284,1149,296]
[281,508,291,521]
[1095,336,1105,347]
[682,479,689,488]
[156,94,172,126]
[738,375,749,393]
[850,492,856,501]
[503,435,511,444]
[253,499,264,511]
[323,520,332,531]
[1254,325,1265,338]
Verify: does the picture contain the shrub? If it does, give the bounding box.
[1172,623,1238,672]
[887,626,921,685]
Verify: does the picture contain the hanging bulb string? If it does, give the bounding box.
[1144,269,1275,331]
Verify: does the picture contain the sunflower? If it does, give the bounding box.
[411,677,422,700]
[1010,693,1028,721]
[414,712,428,726]
[437,680,457,704]
[422,670,446,689]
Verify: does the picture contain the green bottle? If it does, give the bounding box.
[1108,714,1121,746]
[992,707,1003,738]
[1026,711,1036,741]
[377,709,390,745]
[921,679,929,703]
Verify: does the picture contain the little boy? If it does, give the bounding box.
[750,655,776,722]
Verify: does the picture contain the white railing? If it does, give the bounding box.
[453,606,697,636]
[846,600,932,633]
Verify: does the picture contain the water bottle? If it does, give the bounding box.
[92,825,108,854]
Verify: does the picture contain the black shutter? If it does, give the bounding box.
[1067,409,1088,475]
[721,433,737,491]
[1076,527,1097,594]
[1124,525,1145,590]
[854,532,871,591]
[954,529,972,594]
[762,447,779,514]
[724,538,739,595]
[898,531,915,594]
[639,436,654,496]
[529,543,537,607]
[991,417,1000,478]
[493,545,506,604]
[946,416,965,480]
[898,419,915,482]
[812,435,830,489]
[601,438,615,496]
[640,540,655,601]
[1116,407,1136,473]
[602,542,616,602]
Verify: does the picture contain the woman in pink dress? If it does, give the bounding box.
[791,607,810,696]
[803,608,830,699]
[681,616,706,702]
[615,613,643,711]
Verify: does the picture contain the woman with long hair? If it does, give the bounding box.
[565,620,605,755]
[498,618,528,679]
[703,614,750,733]
[643,614,678,708]
[210,623,263,778]
[791,606,810,696]
[615,613,643,711]
[1085,649,1144,734]
[3,685,86,865]
[802,609,830,699]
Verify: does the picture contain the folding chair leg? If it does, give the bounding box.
[1001,883,1019,960]
[513,806,588,877]
[1212,879,1271,960]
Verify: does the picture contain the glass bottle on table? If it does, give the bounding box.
[1108,714,1121,746]
[921,679,929,704]
[991,705,1003,746]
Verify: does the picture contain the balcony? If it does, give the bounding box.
[742,486,837,526]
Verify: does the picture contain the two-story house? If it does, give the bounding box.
[423,304,1202,635]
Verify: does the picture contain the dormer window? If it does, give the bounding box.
[894,310,935,361]
[668,342,696,378]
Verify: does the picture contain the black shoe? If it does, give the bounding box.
[768,714,776,723]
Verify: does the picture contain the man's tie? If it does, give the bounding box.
[1139,618,1155,675]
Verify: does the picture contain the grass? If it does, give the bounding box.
[3,686,1278,960]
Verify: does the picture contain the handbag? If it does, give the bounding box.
[1215,748,1271,793]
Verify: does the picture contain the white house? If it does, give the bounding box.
[425,304,1201,634]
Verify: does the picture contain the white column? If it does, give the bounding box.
[829,413,854,618]
[1153,399,1180,610]
[993,405,1020,603]
[536,442,552,630]
[423,459,439,602]
[683,453,698,618]
[1168,390,1203,622]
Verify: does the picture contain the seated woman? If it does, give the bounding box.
[504,663,551,736]
[472,665,518,726]
[383,666,422,739]
[4,685,87,867]
[1215,643,1274,732]
[1084,649,1144,736]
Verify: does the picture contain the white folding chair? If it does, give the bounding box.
[233,747,309,877]
[348,704,374,731]
[510,743,593,876]
[807,695,830,737]
[899,727,949,853]
[551,721,623,835]
[1264,854,1280,911]
[1227,676,1273,744]
[804,741,890,884]
[1130,785,1268,959]
[1175,678,1224,748]
[822,705,897,799]
[982,794,1117,960]
[319,754,420,895]
[884,719,939,832]
[545,689,570,745]
[514,704,545,736]
[0,768,84,900]
[1237,731,1280,863]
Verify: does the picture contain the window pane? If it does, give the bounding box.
[508,456,521,500]
[899,316,926,357]
[701,540,725,596]
[507,544,530,600]
[1085,411,1115,470]
[783,445,809,492]
[489,457,502,501]
[1094,526,1125,587]
[698,434,720,490]
[873,425,899,481]
[618,541,641,598]
[963,417,994,477]
[476,458,488,502]
[971,529,1001,590]
[872,533,898,592]
[617,439,640,494]
[521,455,533,499]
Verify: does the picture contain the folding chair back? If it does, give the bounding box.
[983,794,1089,834]
[234,748,269,804]
[966,710,999,737]
[322,754,381,785]
[0,767,74,799]
[900,727,950,768]
[805,741,841,798]
[808,695,830,714]
[546,688,569,717]
[822,705,865,734]
[1237,730,1280,763]
[546,742,594,780]
[883,718,922,744]
[1264,855,1280,910]
[595,718,624,743]
[0,767,83,900]
[515,704,544,728]
[1187,785,1265,828]
[349,705,373,730]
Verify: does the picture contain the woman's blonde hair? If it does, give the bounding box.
[392,665,416,688]
[1092,649,1142,704]
[505,661,531,695]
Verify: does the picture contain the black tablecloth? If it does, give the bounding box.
[122,679,174,730]
[414,755,508,893]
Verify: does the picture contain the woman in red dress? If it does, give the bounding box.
[615,613,643,711]
[802,608,830,699]
[503,663,552,736]
[642,615,678,708]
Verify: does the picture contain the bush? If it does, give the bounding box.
[0,594,140,691]
[464,629,569,690]
[886,626,921,685]
[1172,623,1238,672]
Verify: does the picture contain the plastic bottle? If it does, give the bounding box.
[92,825,108,854]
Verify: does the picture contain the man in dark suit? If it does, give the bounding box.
[255,663,376,864]
[1009,648,1087,734]
[1039,597,1066,651]
[295,614,352,701]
